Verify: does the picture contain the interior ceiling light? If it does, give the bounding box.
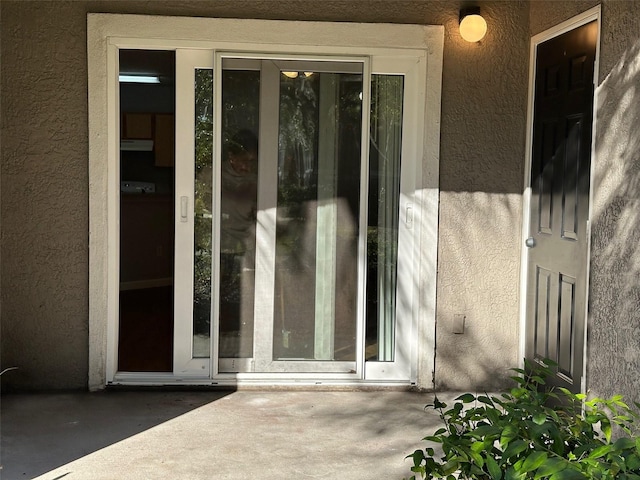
[119,74,161,84]
[282,71,299,79]
[459,6,487,43]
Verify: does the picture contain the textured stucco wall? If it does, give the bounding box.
[1,0,528,390]
[531,0,640,404]
[2,1,91,390]
[587,1,640,405]
[434,1,529,390]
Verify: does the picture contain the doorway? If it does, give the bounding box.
[523,9,599,393]
[114,49,420,382]
[88,16,443,388]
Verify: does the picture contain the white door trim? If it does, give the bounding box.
[519,5,601,391]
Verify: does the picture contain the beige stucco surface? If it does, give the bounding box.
[530,0,640,407]
[1,0,527,390]
[435,1,529,390]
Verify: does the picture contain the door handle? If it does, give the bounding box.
[525,237,536,248]
[180,196,189,223]
[405,204,413,229]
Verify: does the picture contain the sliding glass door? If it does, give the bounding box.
[126,49,419,381]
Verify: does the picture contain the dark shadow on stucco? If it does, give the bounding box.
[586,35,640,404]
[0,390,231,479]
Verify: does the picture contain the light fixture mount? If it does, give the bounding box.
[459,6,481,22]
[459,6,487,43]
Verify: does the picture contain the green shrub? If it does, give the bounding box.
[408,360,640,480]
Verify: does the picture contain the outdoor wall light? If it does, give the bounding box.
[459,7,487,43]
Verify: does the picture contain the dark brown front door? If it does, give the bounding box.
[525,20,597,392]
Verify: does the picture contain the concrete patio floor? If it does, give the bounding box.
[1,389,451,480]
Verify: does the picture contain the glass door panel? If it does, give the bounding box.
[241,59,365,374]
[365,74,404,362]
[272,67,362,364]
[218,64,260,369]
[193,68,214,359]
[118,49,176,373]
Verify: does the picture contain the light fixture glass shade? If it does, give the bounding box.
[282,71,299,78]
[459,13,487,42]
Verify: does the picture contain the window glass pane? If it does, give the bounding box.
[273,68,363,361]
[193,68,214,358]
[365,74,404,362]
[219,68,260,359]
[118,49,175,372]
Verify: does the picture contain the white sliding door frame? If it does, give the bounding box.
[173,49,214,377]
[87,14,442,388]
[364,56,426,381]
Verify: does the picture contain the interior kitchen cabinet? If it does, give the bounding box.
[121,112,175,167]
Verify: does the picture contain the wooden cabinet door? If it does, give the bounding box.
[154,113,175,167]
[123,113,153,139]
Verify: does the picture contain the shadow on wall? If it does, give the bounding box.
[589,36,640,403]
[435,191,522,391]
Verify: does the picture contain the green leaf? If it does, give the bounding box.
[505,466,526,480]
[472,425,502,439]
[433,396,447,409]
[411,449,425,467]
[533,413,547,425]
[602,419,612,443]
[589,444,613,459]
[534,457,568,479]
[500,425,518,449]
[522,451,547,473]
[626,453,640,470]
[471,441,487,453]
[549,469,588,480]
[456,393,476,403]
[615,437,636,451]
[441,459,460,475]
[469,450,485,467]
[502,439,528,462]
[485,454,502,480]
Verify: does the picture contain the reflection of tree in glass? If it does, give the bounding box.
[193,69,262,326]
[278,74,319,192]
[219,71,260,306]
[222,71,260,149]
[367,74,403,273]
[193,69,214,333]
